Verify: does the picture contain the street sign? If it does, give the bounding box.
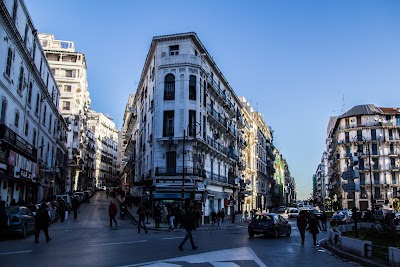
[341,170,360,180]
[342,182,356,192]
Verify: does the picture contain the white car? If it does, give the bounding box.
[288,208,299,219]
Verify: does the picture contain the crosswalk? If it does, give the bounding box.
[121,247,267,267]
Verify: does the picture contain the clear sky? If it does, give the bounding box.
[25,0,400,200]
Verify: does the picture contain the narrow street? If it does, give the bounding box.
[0,192,361,267]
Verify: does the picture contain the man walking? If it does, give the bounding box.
[137,205,148,234]
[35,202,51,243]
[308,213,322,247]
[297,210,308,245]
[106,188,109,199]
[109,200,118,228]
[178,206,197,251]
[72,196,80,220]
[211,210,216,226]
[321,210,327,231]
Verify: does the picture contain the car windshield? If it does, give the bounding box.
[6,207,19,215]
[333,215,345,219]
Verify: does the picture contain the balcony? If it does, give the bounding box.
[155,167,206,177]
[206,73,235,116]
[207,105,228,129]
[163,127,174,137]
[207,171,228,185]
[237,136,247,148]
[160,54,200,67]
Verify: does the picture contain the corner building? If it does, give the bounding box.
[126,32,244,222]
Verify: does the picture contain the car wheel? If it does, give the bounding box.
[273,229,279,239]
[248,231,254,237]
[20,224,27,239]
[286,227,291,237]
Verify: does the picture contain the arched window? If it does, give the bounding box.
[189,75,196,100]
[164,74,175,100]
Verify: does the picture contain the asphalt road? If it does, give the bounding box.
[0,192,361,267]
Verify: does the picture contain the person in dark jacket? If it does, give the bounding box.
[211,210,216,226]
[109,200,118,228]
[297,210,308,245]
[321,211,327,231]
[137,205,148,234]
[58,199,66,222]
[35,202,51,243]
[154,205,161,228]
[308,213,322,246]
[178,206,197,251]
[0,201,7,229]
[72,196,80,219]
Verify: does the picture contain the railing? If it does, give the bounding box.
[364,244,389,262]
[206,73,235,112]
[155,167,206,177]
[160,54,200,66]
[207,105,228,128]
[207,171,228,184]
[164,88,175,100]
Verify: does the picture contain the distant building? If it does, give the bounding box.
[0,0,63,203]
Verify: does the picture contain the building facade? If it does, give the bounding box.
[323,104,400,211]
[38,33,91,192]
[0,0,62,203]
[87,111,119,189]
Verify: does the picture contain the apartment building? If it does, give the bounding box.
[38,33,91,192]
[87,111,119,189]
[0,0,63,203]
[324,104,400,210]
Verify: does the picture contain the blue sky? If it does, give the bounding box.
[25,0,400,200]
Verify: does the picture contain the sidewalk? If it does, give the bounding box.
[114,195,246,231]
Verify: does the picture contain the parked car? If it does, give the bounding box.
[288,208,299,219]
[276,206,286,213]
[26,204,38,216]
[1,206,36,238]
[330,213,349,227]
[248,213,291,238]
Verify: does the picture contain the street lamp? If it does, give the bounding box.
[182,122,201,207]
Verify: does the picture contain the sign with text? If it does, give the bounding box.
[341,170,360,180]
[342,182,360,192]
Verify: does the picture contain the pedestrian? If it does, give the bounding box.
[34,202,51,243]
[72,196,80,220]
[169,207,176,231]
[244,210,249,221]
[137,205,148,234]
[217,210,223,229]
[58,199,65,222]
[178,206,198,251]
[297,210,308,245]
[221,208,225,223]
[9,199,17,206]
[321,210,327,231]
[84,191,90,203]
[0,201,7,230]
[154,205,161,228]
[194,208,201,228]
[108,200,118,228]
[308,213,322,247]
[211,210,216,226]
[106,188,109,199]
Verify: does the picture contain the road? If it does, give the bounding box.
[0,192,361,267]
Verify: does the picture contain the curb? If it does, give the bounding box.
[320,238,390,267]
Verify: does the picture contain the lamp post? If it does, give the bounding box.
[182,123,201,208]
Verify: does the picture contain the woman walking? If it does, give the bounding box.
[308,213,322,247]
[297,210,308,245]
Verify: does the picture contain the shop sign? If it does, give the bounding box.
[20,170,32,179]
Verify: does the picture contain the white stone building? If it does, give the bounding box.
[87,111,119,189]
[38,33,91,192]
[0,0,63,203]
[122,32,245,222]
[324,104,400,211]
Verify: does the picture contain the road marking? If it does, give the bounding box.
[92,240,148,247]
[161,237,184,240]
[0,250,32,255]
[120,247,267,267]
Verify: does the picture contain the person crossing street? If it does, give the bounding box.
[137,205,148,234]
[108,200,118,228]
[178,205,198,251]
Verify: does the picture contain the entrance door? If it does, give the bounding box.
[166,151,176,174]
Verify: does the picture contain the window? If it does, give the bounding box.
[371,129,377,140]
[43,105,47,125]
[359,158,364,170]
[164,74,175,100]
[27,82,32,106]
[24,120,29,136]
[39,59,43,75]
[65,69,73,77]
[14,110,19,128]
[33,128,37,146]
[12,0,18,22]
[0,98,7,124]
[390,144,394,155]
[62,101,70,110]
[35,93,40,115]
[17,66,24,94]
[345,146,351,157]
[356,116,362,126]
[64,85,72,92]
[345,132,349,143]
[374,187,380,199]
[389,129,393,140]
[32,41,36,60]
[5,48,13,77]
[51,69,55,75]
[23,24,29,45]
[40,138,44,158]
[373,158,379,170]
[166,151,176,173]
[374,172,379,183]
[169,45,179,56]
[46,72,49,86]
[360,173,365,185]
[189,75,196,100]
[372,144,378,155]
[188,110,196,137]
[391,158,396,169]
[49,114,52,131]
[163,111,174,137]
[392,172,397,185]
